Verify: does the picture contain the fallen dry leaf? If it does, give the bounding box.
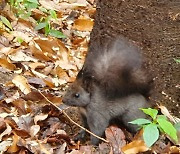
[5,91,20,103]
[0,58,16,70]
[30,125,40,137]
[122,140,149,154]
[34,113,48,125]
[12,75,31,95]
[170,146,180,153]
[0,123,12,141]
[29,62,46,70]
[56,66,69,81]
[7,134,19,153]
[0,140,12,153]
[73,18,94,31]
[105,126,126,154]
[30,42,51,61]
[9,50,38,62]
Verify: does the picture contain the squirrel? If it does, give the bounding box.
[62,36,153,145]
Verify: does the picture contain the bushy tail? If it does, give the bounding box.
[78,37,152,99]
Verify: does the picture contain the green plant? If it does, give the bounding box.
[35,10,66,38]
[0,16,13,31]
[129,108,178,147]
[173,58,180,63]
[9,0,66,38]
[9,0,39,19]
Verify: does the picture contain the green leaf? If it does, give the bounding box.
[0,16,13,30]
[24,1,38,9]
[157,118,178,142]
[173,58,180,63]
[129,118,151,125]
[17,37,24,44]
[18,11,31,19]
[141,108,158,120]
[39,7,48,13]
[49,10,57,19]
[45,24,50,35]
[27,0,39,4]
[157,115,167,120]
[143,123,159,147]
[9,0,15,6]
[174,122,180,131]
[35,22,47,30]
[49,29,66,38]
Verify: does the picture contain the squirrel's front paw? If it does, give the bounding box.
[74,129,87,143]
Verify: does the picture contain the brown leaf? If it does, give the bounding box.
[23,90,44,101]
[34,113,48,125]
[12,99,27,115]
[30,125,40,137]
[105,126,126,154]
[170,146,180,153]
[9,50,37,62]
[13,129,31,138]
[27,77,46,87]
[0,58,16,70]
[0,123,12,141]
[30,42,51,61]
[0,118,6,133]
[7,134,20,153]
[43,78,55,88]
[56,66,69,81]
[17,114,33,132]
[79,145,95,154]
[4,117,18,129]
[29,62,46,70]
[55,142,67,154]
[5,91,20,103]
[73,18,94,31]
[0,140,12,153]
[12,75,31,95]
[122,140,149,154]
[47,134,70,144]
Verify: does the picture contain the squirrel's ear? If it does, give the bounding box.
[77,67,95,93]
[82,76,94,93]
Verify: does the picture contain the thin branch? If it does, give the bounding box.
[37,90,108,143]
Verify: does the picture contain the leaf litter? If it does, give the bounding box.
[0,0,179,153]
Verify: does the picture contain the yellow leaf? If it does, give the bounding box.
[0,58,16,70]
[12,75,31,95]
[7,134,19,153]
[34,113,48,125]
[122,140,149,154]
[73,18,94,31]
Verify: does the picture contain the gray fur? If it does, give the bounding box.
[62,36,152,145]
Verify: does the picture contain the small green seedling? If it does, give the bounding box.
[0,16,13,31]
[35,10,66,38]
[9,0,66,38]
[129,108,178,147]
[173,58,180,63]
[9,0,39,19]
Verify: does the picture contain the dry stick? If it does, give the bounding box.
[38,90,108,143]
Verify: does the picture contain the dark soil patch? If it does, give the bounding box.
[89,0,180,117]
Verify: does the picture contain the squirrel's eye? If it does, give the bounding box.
[74,93,80,98]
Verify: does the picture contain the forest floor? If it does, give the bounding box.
[0,0,179,153]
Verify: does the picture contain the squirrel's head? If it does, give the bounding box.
[62,79,91,107]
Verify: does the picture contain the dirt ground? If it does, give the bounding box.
[89,0,180,117]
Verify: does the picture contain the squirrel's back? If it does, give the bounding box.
[78,37,152,99]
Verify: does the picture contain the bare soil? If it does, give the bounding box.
[89,0,180,117]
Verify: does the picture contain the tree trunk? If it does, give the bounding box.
[89,0,180,116]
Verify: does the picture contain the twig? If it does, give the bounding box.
[37,90,108,143]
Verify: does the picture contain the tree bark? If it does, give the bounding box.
[89,0,180,116]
